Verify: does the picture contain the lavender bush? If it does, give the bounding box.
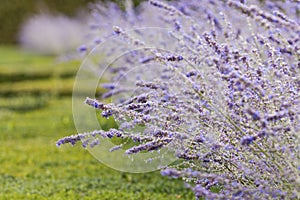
[57,0,300,199]
[19,13,88,55]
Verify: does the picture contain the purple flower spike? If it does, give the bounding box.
[241,135,257,146]
[161,168,180,178]
[78,45,87,52]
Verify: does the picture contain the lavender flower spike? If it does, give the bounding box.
[56,133,86,147]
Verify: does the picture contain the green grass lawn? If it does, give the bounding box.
[0,46,194,200]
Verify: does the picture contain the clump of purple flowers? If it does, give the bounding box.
[57,0,300,199]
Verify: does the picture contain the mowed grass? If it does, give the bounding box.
[0,46,194,200]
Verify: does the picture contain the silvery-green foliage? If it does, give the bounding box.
[58,0,300,199]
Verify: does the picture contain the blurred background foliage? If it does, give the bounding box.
[0,0,144,44]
